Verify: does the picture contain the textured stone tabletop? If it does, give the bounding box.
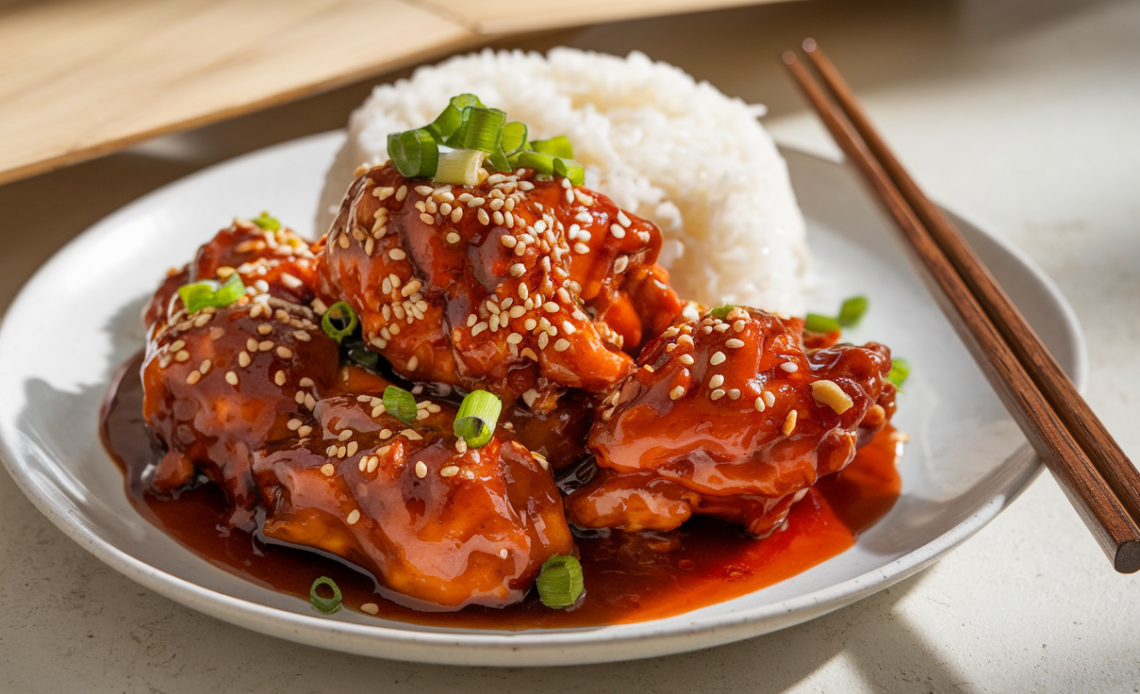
[2,0,1138,691]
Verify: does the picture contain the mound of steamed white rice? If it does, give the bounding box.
[318,48,809,315]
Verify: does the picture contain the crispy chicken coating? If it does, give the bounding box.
[565,306,896,537]
[141,220,573,607]
[254,367,572,610]
[140,221,336,526]
[316,164,684,411]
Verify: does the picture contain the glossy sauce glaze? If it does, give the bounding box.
[102,351,902,629]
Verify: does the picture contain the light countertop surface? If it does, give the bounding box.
[2,0,1138,691]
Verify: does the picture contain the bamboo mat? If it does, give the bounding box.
[0,0,783,187]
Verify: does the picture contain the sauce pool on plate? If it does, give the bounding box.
[101,352,902,629]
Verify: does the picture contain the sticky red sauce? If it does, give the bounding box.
[100,353,902,629]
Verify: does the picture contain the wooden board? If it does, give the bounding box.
[0,0,786,186]
[422,0,789,34]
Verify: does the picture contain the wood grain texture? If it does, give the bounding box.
[418,0,793,34]
[783,50,1140,573]
[0,0,479,186]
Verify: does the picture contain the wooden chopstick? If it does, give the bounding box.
[782,45,1140,573]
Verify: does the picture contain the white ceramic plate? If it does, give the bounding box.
[0,132,1085,666]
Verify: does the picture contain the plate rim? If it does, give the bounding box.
[0,131,1087,666]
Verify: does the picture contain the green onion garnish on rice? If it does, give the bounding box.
[385,94,582,185]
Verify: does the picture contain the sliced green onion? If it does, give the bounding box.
[178,273,245,313]
[887,358,911,389]
[454,390,502,448]
[387,128,439,178]
[383,385,417,424]
[515,150,556,174]
[251,211,281,231]
[709,304,734,320]
[449,93,485,110]
[500,122,528,153]
[536,555,584,609]
[321,301,358,344]
[805,313,842,334]
[458,107,507,153]
[434,149,486,186]
[838,295,869,327]
[485,147,512,173]
[309,576,342,614]
[531,135,574,159]
[553,157,585,187]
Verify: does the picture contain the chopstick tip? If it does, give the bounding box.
[802,38,817,52]
[781,50,798,66]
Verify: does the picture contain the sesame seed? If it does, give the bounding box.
[728,389,741,400]
[326,445,337,457]
[337,446,347,458]
[389,248,407,260]
[299,377,314,387]
[446,232,461,244]
[440,465,460,478]
[199,359,211,375]
[709,351,726,366]
[277,346,293,359]
[258,340,273,352]
[338,429,353,441]
[510,263,526,277]
[754,396,767,412]
[733,320,747,332]
[347,441,358,457]
[304,393,316,410]
[783,410,798,435]
[298,425,313,437]
[450,208,463,223]
[287,418,302,430]
[186,371,202,385]
[407,355,419,371]
[347,509,361,525]
[553,339,570,352]
[763,391,776,407]
[274,370,286,386]
[415,461,427,478]
[710,388,726,400]
[401,429,423,441]
[477,209,490,225]
[471,321,488,336]
[361,603,379,615]
[609,224,626,239]
[780,362,799,373]
[669,386,685,400]
[726,338,746,349]
[811,379,854,414]
[320,463,335,476]
[709,374,724,388]
[174,350,189,362]
[678,354,694,365]
[367,456,379,473]
[225,371,239,386]
[379,429,392,440]
[613,256,629,273]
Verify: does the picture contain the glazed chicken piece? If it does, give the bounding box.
[141,220,338,527]
[253,366,573,610]
[316,164,684,411]
[566,305,896,537]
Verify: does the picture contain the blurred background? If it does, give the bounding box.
[1,0,1138,691]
